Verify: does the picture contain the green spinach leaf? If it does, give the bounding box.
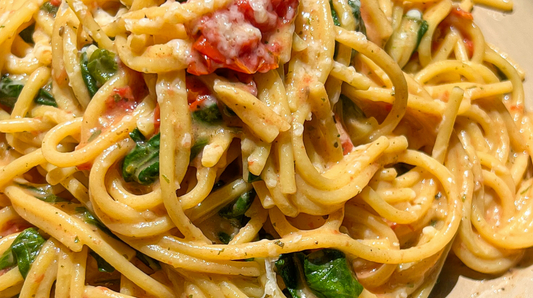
[303,249,363,298]
[275,254,302,298]
[330,1,340,27]
[80,51,98,97]
[41,2,59,16]
[0,228,46,278]
[0,76,24,108]
[122,130,160,185]
[347,0,366,35]
[416,19,429,50]
[218,189,256,219]
[247,172,262,183]
[87,49,117,85]
[0,77,57,108]
[19,23,35,44]
[90,251,115,273]
[190,138,208,161]
[35,87,57,107]
[192,103,223,124]
[17,183,67,202]
[340,94,365,119]
[136,251,161,271]
[276,250,363,298]
[75,207,113,237]
[218,232,232,244]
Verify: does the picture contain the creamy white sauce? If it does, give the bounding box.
[262,257,279,298]
[293,123,304,136]
[406,9,423,20]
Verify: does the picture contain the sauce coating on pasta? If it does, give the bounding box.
[0,0,529,297]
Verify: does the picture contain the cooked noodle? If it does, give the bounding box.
[0,0,528,297]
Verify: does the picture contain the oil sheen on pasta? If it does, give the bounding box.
[0,0,528,297]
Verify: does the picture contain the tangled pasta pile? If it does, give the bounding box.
[0,0,529,297]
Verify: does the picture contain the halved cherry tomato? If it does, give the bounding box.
[187,0,299,75]
[189,34,278,75]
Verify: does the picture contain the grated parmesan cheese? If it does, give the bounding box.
[200,5,261,63]
[93,8,116,28]
[293,123,304,136]
[181,133,192,148]
[262,257,280,298]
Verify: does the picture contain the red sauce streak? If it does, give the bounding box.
[187,0,299,75]
[1,220,32,237]
[77,162,92,171]
[105,87,137,113]
[186,76,213,112]
[510,104,523,113]
[103,71,147,122]
[334,115,354,155]
[77,72,147,171]
[441,90,450,102]
[0,268,10,277]
[434,7,475,58]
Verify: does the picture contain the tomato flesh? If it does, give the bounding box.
[187,0,299,75]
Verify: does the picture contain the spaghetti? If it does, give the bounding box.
[0,0,528,297]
